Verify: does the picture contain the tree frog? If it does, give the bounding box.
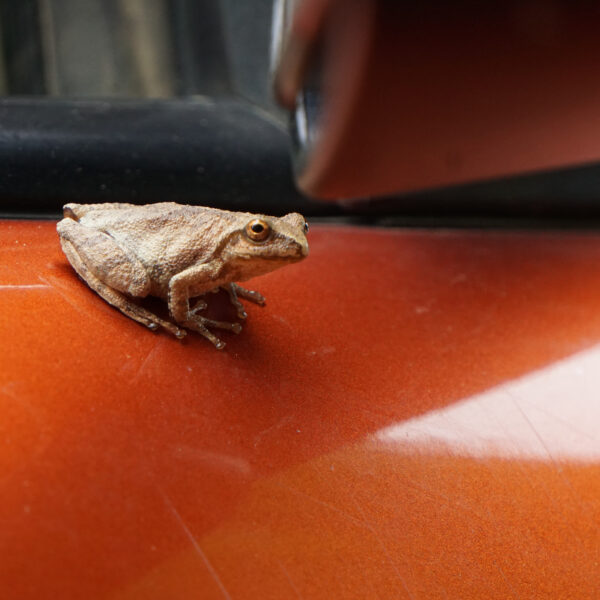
[57,202,309,349]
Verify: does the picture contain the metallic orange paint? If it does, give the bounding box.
[1,221,600,598]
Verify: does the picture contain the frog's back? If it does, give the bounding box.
[62,203,242,283]
[63,202,139,220]
[63,202,241,236]
[63,202,226,227]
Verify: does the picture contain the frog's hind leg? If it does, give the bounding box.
[57,217,151,297]
[61,239,185,339]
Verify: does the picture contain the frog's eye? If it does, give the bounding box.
[245,219,271,242]
[304,222,309,234]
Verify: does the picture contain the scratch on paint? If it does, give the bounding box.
[253,415,294,447]
[131,340,165,382]
[159,489,232,600]
[350,496,416,600]
[174,446,252,476]
[275,483,371,529]
[519,397,598,442]
[493,560,521,600]
[510,394,590,518]
[275,560,303,600]
[509,395,566,475]
[37,275,91,317]
[0,284,50,290]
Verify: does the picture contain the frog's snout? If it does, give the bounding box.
[294,237,309,259]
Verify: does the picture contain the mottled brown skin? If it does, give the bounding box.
[56,202,309,349]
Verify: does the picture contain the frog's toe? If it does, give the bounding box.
[197,317,242,334]
[155,319,187,339]
[190,298,208,315]
[234,284,265,305]
[182,318,226,349]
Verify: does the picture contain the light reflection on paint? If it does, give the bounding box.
[375,344,600,461]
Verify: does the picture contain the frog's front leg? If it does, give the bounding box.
[222,283,266,319]
[168,264,242,350]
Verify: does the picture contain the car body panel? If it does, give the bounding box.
[1,221,600,598]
